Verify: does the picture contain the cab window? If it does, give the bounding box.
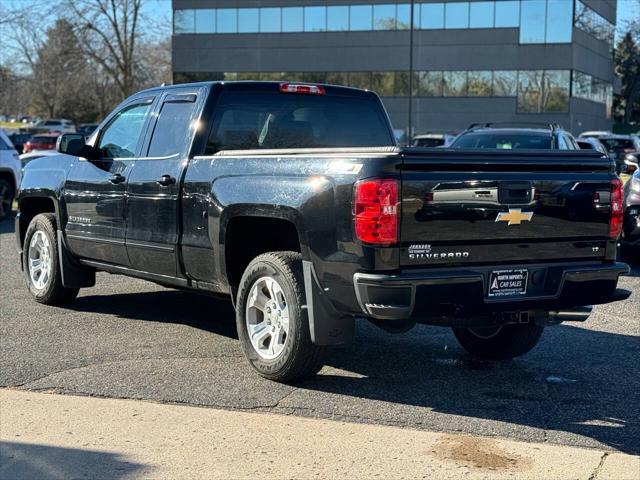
[98,102,152,158]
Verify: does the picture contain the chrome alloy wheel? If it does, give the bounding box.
[245,276,290,360]
[28,230,52,290]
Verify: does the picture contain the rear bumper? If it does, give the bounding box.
[353,262,630,323]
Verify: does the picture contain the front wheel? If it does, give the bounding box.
[236,251,325,382]
[452,323,544,360]
[23,213,79,305]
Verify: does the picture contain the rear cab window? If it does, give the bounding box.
[205,84,394,153]
[452,132,552,150]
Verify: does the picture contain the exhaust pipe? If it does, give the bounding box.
[539,306,593,325]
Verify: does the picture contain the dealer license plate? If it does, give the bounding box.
[488,269,528,298]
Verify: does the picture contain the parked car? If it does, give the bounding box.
[450,123,579,150]
[598,135,640,174]
[34,119,76,133]
[579,131,611,139]
[412,133,456,147]
[22,133,61,153]
[576,137,608,155]
[0,129,21,220]
[77,123,99,137]
[622,169,640,261]
[17,81,630,382]
[7,132,33,154]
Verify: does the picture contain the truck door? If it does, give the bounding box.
[125,90,200,277]
[64,97,155,265]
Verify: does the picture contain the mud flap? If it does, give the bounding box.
[303,260,354,345]
[57,230,96,288]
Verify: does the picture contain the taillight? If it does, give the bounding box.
[354,178,398,245]
[609,178,623,239]
[279,83,325,95]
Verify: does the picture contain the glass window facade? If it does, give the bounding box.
[517,70,570,113]
[260,8,281,32]
[282,7,303,32]
[217,9,237,33]
[445,2,469,29]
[174,68,611,118]
[195,9,215,34]
[305,6,326,31]
[174,1,578,44]
[238,8,259,33]
[572,71,613,118]
[467,71,492,96]
[492,71,518,96]
[327,6,349,31]
[350,5,373,31]
[575,1,615,46]
[420,3,444,29]
[495,1,520,28]
[443,71,468,96]
[469,2,494,29]
[374,4,397,30]
[519,0,546,43]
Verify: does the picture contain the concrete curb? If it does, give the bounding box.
[1,389,638,479]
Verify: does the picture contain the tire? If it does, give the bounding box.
[236,251,325,382]
[23,213,79,305]
[0,178,14,220]
[452,323,544,360]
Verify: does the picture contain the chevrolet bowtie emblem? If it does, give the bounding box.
[495,209,534,225]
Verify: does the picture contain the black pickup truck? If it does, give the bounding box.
[16,81,630,382]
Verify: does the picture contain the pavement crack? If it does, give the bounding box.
[273,388,298,408]
[9,355,240,389]
[588,451,610,480]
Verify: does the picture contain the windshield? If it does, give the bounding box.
[451,132,552,150]
[600,138,636,152]
[206,89,394,153]
[414,138,444,147]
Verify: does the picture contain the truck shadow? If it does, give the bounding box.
[305,321,640,455]
[0,441,147,479]
[69,288,639,456]
[71,290,238,339]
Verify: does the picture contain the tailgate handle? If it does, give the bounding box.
[499,181,532,204]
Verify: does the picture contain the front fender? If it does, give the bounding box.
[16,155,73,253]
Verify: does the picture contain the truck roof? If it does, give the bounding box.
[137,81,374,98]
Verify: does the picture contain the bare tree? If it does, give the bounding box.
[64,0,144,100]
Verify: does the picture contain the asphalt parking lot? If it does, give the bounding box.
[1,216,639,456]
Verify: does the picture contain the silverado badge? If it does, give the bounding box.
[495,209,533,226]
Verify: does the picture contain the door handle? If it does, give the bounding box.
[157,174,176,187]
[109,173,126,184]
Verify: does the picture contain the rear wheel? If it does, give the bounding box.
[452,323,544,360]
[0,178,14,220]
[236,251,325,382]
[23,213,79,305]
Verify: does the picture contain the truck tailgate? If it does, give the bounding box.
[399,149,615,266]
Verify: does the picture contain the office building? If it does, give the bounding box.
[172,0,617,137]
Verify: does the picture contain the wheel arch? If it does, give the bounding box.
[17,195,59,252]
[222,209,306,290]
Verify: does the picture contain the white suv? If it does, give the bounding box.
[34,119,76,133]
[0,129,22,220]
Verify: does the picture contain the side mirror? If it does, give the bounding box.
[56,133,86,155]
